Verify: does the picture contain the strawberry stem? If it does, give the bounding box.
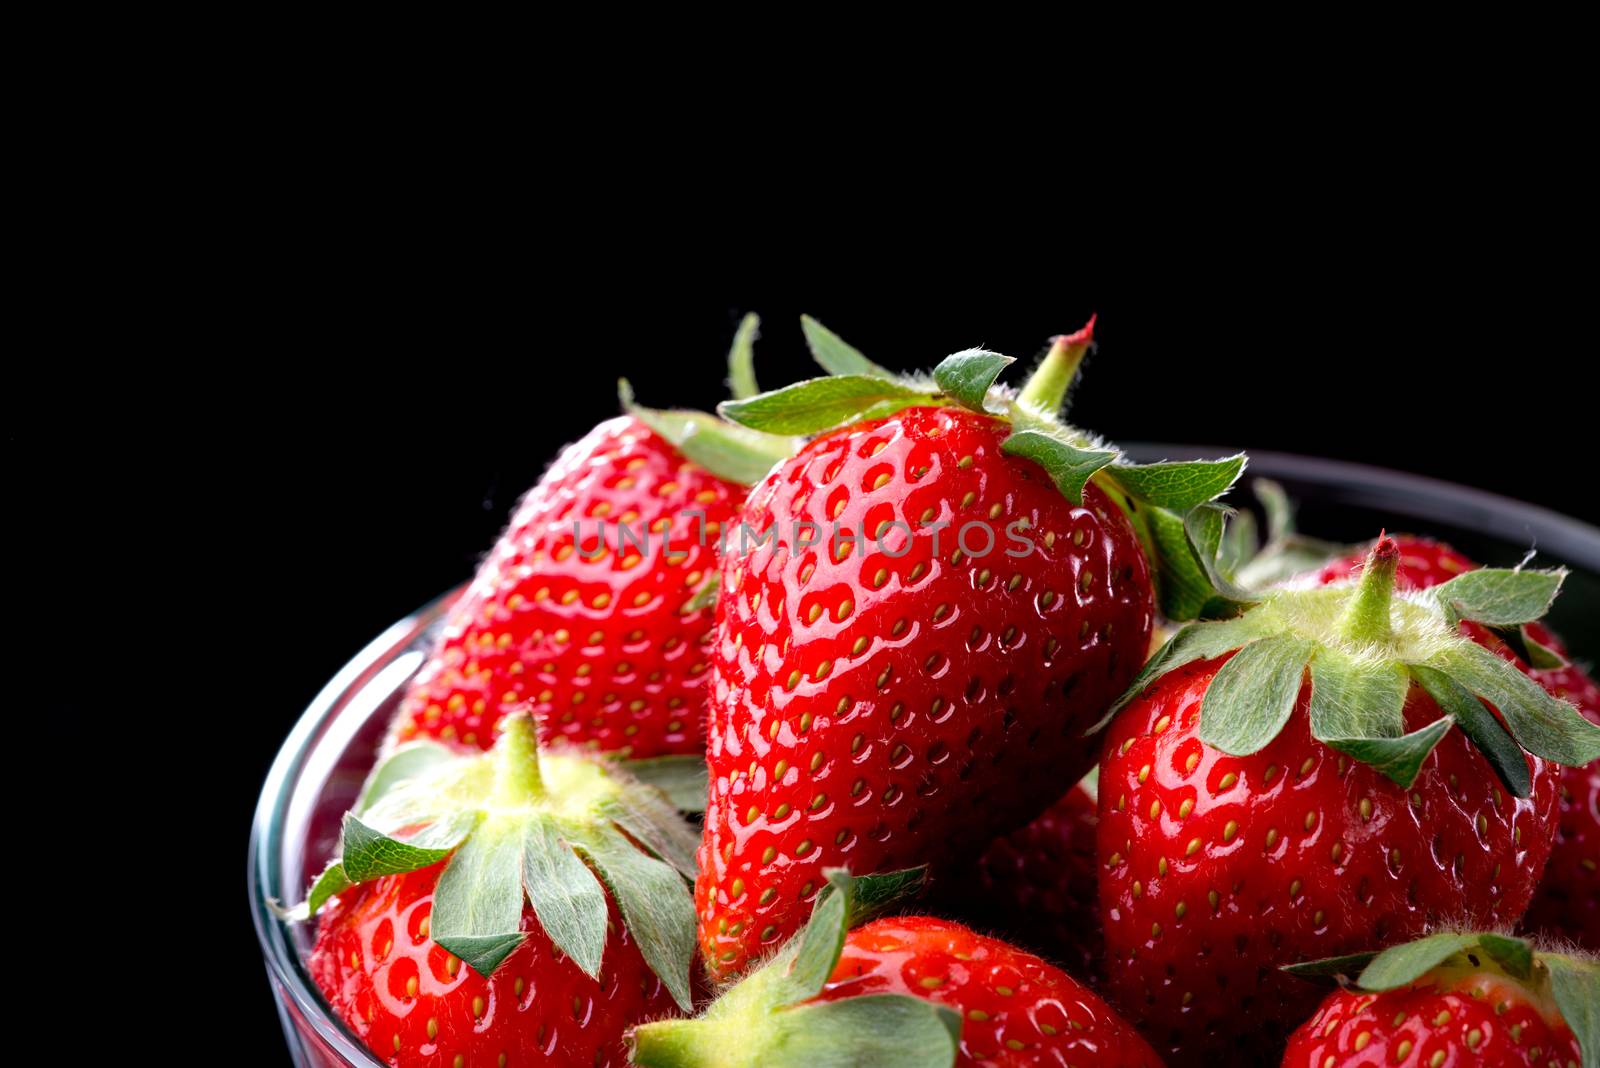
[492,710,545,806]
[1338,534,1400,645]
[1016,315,1096,416]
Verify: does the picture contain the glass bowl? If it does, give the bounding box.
[246,448,1600,1066]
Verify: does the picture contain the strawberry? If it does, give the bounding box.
[1281,931,1597,1068]
[390,316,792,758]
[1097,535,1599,1064]
[1310,535,1600,948]
[290,711,703,1066]
[939,772,1104,978]
[693,318,1248,978]
[631,868,1164,1068]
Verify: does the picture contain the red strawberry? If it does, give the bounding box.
[292,712,702,1066]
[693,319,1246,978]
[1281,931,1596,1068]
[391,319,791,758]
[310,862,674,1067]
[632,868,1164,1068]
[940,773,1104,978]
[1098,536,1597,1064]
[1310,535,1600,948]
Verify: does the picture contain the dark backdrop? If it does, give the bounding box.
[84,218,1587,1048]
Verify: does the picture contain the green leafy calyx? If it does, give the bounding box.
[1282,932,1599,1068]
[628,867,959,1068]
[1110,537,1598,792]
[285,713,698,1009]
[618,314,796,486]
[716,315,1247,621]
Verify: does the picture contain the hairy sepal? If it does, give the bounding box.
[627,868,957,1068]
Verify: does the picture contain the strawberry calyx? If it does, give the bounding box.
[283,711,700,1010]
[1283,931,1599,1066]
[1105,536,1600,793]
[629,868,960,1068]
[715,315,1248,621]
[620,312,799,487]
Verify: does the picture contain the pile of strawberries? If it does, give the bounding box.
[280,316,1599,1068]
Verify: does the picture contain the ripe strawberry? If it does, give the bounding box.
[694,318,1247,978]
[1310,535,1600,948]
[310,862,673,1067]
[1098,536,1599,1065]
[1281,931,1596,1068]
[291,711,702,1066]
[631,868,1164,1068]
[939,772,1104,978]
[390,317,791,758]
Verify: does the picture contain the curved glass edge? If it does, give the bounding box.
[247,591,458,1067]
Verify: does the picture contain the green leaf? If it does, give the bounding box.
[1256,478,1296,543]
[839,867,927,927]
[431,816,528,976]
[620,755,709,813]
[728,312,761,400]
[719,376,931,436]
[800,314,895,379]
[522,816,608,979]
[577,823,696,1012]
[757,995,963,1068]
[1477,933,1534,980]
[1000,429,1118,505]
[1307,652,1444,786]
[1519,626,1570,670]
[305,860,353,918]
[605,784,703,878]
[1545,953,1600,1068]
[1428,567,1566,626]
[356,741,457,814]
[1323,715,1454,790]
[1411,664,1532,798]
[1105,455,1247,512]
[1433,642,1600,766]
[1096,615,1267,730]
[1280,951,1381,982]
[931,349,1013,413]
[1198,635,1315,756]
[340,810,476,882]
[1128,502,1243,621]
[277,858,354,922]
[1356,932,1483,990]
[1218,508,1260,576]
[1183,503,1262,605]
[682,572,719,614]
[620,379,793,485]
[772,867,852,1007]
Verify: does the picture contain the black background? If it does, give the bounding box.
[49,197,1592,1049]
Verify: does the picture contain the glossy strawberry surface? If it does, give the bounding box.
[391,417,746,757]
[1098,656,1558,1065]
[309,862,678,1067]
[943,780,1104,979]
[695,406,1154,978]
[818,916,1164,1067]
[1282,962,1582,1068]
[1314,536,1600,949]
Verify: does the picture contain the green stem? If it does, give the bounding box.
[629,1019,730,1068]
[1016,315,1096,415]
[1339,534,1400,645]
[493,711,545,807]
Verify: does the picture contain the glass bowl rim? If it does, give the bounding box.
[245,446,1599,1064]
